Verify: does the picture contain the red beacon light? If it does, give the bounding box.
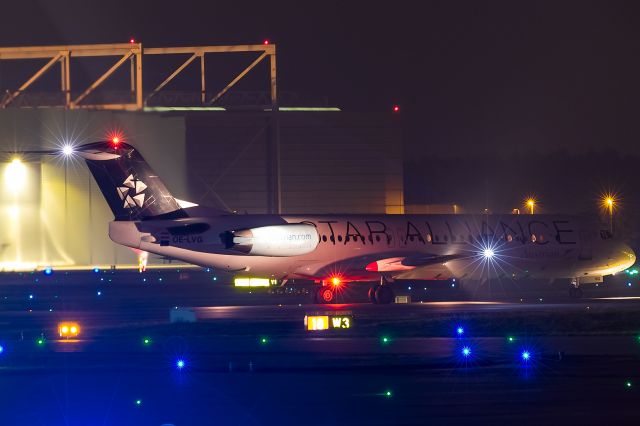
[129,38,136,44]
[263,39,270,45]
[111,136,121,147]
[392,105,400,113]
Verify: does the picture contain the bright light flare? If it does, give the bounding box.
[461,346,471,357]
[456,326,464,336]
[62,145,74,156]
[331,276,342,287]
[58,321,80,338]
[600,192,618,211]
[176,359,186,370]
[483,248,495,258]
[4,158,27,194]
[521,350,531,362]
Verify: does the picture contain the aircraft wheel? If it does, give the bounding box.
[375,285,394,304]
[368,286,379,304]
[317,287,336,304]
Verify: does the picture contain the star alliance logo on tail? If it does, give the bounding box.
[116,174,147,209]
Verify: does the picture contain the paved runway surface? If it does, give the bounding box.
[0,271,639,425]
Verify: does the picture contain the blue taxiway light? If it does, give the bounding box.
[456,326,464,336]
[461,346,471,357]
[176,359,185,370]
[521,351,531,362]
[44,267,53,276]
[0,344,4,354]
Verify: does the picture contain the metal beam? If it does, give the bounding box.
[0,43,140,59]
[144,45,274,55]
[145,53,198,103]
[1,53,62,107]
[71,51,133,107]
[208,51,268,105]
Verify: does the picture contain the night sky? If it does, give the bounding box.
[1,1,640,216]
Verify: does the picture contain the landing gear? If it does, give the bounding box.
[568,278,583,299]
[369,277,395,304]
[315,286,336,304]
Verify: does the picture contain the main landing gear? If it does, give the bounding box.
[368,277,395,304]
[568,278,584,299]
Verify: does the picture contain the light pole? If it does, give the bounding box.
[605,196,615,234]
[525,198,536,215]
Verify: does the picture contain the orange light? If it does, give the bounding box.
[58,321,81,338]
[331,276,341,286]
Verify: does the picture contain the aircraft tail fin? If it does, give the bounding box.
[76,141,187,221]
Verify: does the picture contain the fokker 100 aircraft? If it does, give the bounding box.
[43,140,638,304]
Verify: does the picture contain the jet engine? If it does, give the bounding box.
[221,224,319,257]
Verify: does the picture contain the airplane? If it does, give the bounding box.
[44,139,640,303]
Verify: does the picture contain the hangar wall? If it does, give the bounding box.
[0,109,186,270]
[185,111,404,214]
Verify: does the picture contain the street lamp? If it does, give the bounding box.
[525,197,536,215]
[602,194,616,234]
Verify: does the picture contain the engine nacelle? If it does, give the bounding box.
[222,224,319,257]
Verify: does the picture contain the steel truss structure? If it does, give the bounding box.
[0,43,277,111]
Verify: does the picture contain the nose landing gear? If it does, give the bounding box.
[369,276,395,304]
[569,278,584,299]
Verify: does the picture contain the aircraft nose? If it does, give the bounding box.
[620,243,636,270]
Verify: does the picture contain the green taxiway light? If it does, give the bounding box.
[626,381,632,388]
[36,338,45,345]
[260,337,269,344]
[142,337,152,346]
[385,390,392,397]
[507,336,516,343]
[381,336,390,344]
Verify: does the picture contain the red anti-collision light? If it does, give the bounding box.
[263,39,270,45]
[392,105,400,112]
[112,136,120,145]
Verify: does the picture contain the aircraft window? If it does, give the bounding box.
[506,234,513,242]
[409,235,415,242]
[451,235,456,242]
[167,223,210,235]
[434,235,440,242]
[444,235,449,242]
[330,236,335,243]
[375,235,381,242]
[322,235,327,242]
[530,234,537,243]
[368,235,373,243]
[361,236,365,243]
[337,235,343,242]
[539,234,545,242]
[345,236,350,242]
[426,234,432,242]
